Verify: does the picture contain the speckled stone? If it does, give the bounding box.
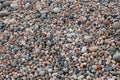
[112,22,120,29]
[113,53,120,62]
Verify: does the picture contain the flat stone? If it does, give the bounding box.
[113,53,120,62]
[88,46,98,52]
[112,22,120,29]
[0,11,10,17]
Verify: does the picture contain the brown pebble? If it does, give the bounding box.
[88,46,98,52]
[8,18,16,24]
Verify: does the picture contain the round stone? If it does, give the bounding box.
[113,53,120,62]
[112,22,120,29]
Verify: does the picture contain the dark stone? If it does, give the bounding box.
[77,21,82,26]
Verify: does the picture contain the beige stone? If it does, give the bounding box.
[88,46,98,52]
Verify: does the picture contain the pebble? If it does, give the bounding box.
[10,3,18,9]
[0,11,10,17]
[81,46,87,53]
[88,46,98,52]
[8,18,16,24]
[112,22,120,29]
[84,36,93,43]
[24,3,30,9]
[0,0,119,79]
[34,48,40,54]
[53,7,61,13]
[0,3,1,10]
[68,0,76,2]
[1,1,11,8]
[92,65,97,70]
[113,53,120,62]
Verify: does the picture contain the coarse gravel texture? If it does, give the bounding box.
[0,0,120,80]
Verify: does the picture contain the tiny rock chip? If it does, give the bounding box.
[113,53,120,62]
[88,46,98,52]
[53,7,61,13]
[0,11,10,17]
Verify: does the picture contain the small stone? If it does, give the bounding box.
[113,53,120,62]
[81,46,87,53]
[10,3,18,9]
[8,18,16,24]
[68,0,76,2]
[84,36,93,43]
[24,3,30,9]
[78,75,84,80]
[53,7,61,13]
[112,22,120,29]
[39,70,45,76]
[2,1,11,8]
[92,65,97,70]
[0,11,10,17]
[0,3,1,10]
[88,46,98,52]
[34,48,40,54]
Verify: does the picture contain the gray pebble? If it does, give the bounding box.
[68,0,76,2]
[34,48,40,54]
[1,1,11,8]
[0,11,10,17]
[92,65,97,70]
[84,36,93,43]
[81,46,87,53]
[113,53,120,62]
[10,3,18,9]
[53,7,61,13]
[24,3,30,9]
[39,70,45,76]
[0,3,1,10]
[112,22,120,29]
